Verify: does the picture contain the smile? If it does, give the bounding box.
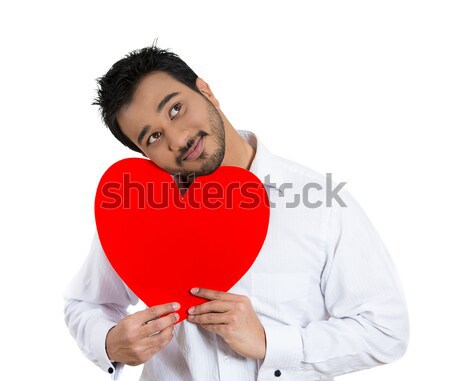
[183,136,204,161]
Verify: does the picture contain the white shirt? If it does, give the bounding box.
[64,130,409,381]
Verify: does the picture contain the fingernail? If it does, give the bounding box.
[173,313,179,321]
[172,303,180,311]
[191,288,199,294]
[187,307,195,314]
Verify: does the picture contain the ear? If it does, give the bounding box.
[196,77,220,109]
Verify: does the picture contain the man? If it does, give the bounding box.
[64,45,409,381]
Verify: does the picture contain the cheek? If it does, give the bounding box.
[187,106,208,128]
[148,152,166,165]
[147,150,178,170]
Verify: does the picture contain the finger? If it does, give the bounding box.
[190,287,239,301]
[187,300,233,316]
[141,313,179,337]
[143,326,175,356]
[134,302,180,324]
[145,324,174,346]
[188,312,231,325]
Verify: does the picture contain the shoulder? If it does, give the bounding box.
[268,152,330,190]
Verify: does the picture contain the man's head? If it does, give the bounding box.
[93,45,226,177]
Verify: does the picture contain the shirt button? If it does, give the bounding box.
[274,369,281,377]
[224,355,230,363]
[108,367,114,374]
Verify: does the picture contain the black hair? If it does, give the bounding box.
[92,42,201,153]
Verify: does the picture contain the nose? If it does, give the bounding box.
[166,127,190,153]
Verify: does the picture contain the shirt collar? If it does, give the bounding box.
[237,129,284,192]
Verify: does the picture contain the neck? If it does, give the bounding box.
[220,115,256,170]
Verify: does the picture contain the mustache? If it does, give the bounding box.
[177,131,208,165]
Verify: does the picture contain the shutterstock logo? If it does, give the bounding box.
[98,172,347,210]
[100,173,268,210]
[264,173,347,208]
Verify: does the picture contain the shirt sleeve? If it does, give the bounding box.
[258,189,409,380]
[63,232,139,380]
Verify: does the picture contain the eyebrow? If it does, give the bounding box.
[137,126,149,146]
[157,92,180,113]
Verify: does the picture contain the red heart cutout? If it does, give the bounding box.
[95,158,270,321]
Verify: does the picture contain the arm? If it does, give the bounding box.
[259,189,409,379]
[63,232,139,379]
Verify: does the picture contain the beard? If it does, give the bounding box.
[173,97,226,179]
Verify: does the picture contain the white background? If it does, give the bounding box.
[1,1,449,380]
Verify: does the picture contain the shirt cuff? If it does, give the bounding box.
[90,319,124,380]
[259,324,304,375]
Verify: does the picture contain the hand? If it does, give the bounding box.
[106,302,180,366]
[187,288,266,360]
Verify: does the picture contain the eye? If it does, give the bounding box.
[147,131,161,146]
[169,103,182,119]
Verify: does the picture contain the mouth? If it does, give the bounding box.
[182,136,204,161]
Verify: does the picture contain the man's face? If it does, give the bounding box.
[117,71,225,178]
